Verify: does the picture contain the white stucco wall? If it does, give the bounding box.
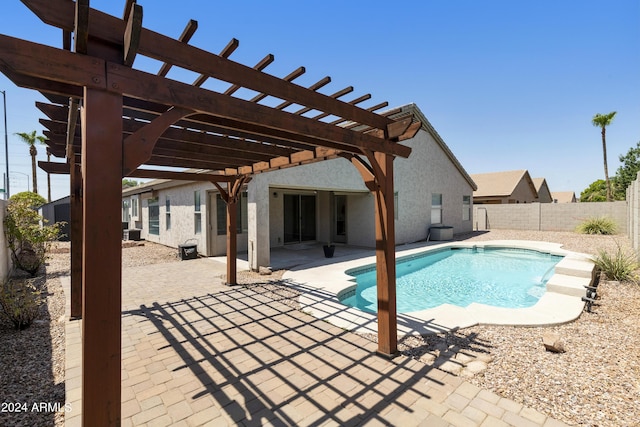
[246,127,475,268]
[394,128,475,242]
[122,110,475,269]
[248,158,370,268]
[136,182,212,256]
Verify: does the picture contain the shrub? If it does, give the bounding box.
[4,192,63,276]
[0,278,44,330]
[576,216,618,235]
[593,245,638,283]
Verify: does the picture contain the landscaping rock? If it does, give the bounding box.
[259,266,272,275]
[460,360,488,378]
[542,332,566,353]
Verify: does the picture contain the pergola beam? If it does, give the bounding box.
[157,19,197,76]
[0,35,409,157]
[22,0,394,130]
[123,2,143,66]
[3,3,419,423]
[39,160,237,183]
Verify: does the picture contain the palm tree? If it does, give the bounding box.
[14,130,46,194]
[592,111,617,202]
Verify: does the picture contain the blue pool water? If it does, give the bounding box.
[340,247,563,313]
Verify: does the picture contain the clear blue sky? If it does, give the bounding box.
[1,0,638,201]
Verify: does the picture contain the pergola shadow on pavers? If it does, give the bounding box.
[62,274,561,427]
[1,0,422,424]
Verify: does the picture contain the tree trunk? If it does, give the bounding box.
[602,127,611,202]
[29,144,38,194]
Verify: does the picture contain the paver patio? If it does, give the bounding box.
[63,257,569,426]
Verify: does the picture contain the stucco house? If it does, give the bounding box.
[532,178,553,203]
[471,170,540,204]
[39,196,71,241]
[122,104,477,269]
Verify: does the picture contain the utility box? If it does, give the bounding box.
[124,229,141,241]
[179,244,198,260]
[429,226,453,241]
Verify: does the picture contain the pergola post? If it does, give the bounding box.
[69,152,83,319]
[226,193,238,285]
[214,176,249,285]
[81,87,123,426]
[372,151,398,357]
[347,151,399,357]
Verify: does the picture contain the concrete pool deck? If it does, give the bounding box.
[63,256,571,426]
[283,240,596,336]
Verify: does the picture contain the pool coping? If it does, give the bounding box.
[283,240,596,335]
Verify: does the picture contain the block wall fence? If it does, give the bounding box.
[473,201,628,233]
[627,172,640,254]
[3,172,640,278]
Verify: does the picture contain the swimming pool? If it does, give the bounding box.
[340,247,563,313]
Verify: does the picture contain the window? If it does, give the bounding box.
[148,197,159,235]
[216,191,248,235]
[431,193,442,224]
[131,196,139,219]
[122,200,130,222]
[194,191,201,234]
[463,195,471,221]
[165,197,171,230]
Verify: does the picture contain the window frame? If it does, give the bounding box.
[194,191,202,234]
[431,193,443,225]
[165,197,171,230]
[462,195,471,221]
[131,195,140,220]
[148,197,160,236]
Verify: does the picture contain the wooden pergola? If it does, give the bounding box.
[1,0,420,425]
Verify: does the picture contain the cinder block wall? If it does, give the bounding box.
[474,201,627,233]
[627,172,640,253]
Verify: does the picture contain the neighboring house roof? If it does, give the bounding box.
[470,170,538,198]
[551,191,577,203]
[122,103,478,195]
[532,177,553,201]
[532,178,547,193]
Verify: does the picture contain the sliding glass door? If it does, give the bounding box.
[283,194,316,244]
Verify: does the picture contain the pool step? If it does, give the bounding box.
[546,274,592,297]
[553,257,595,279]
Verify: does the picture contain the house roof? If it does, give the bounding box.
[551,191,576,203]
[532,177,552,199]
[532,178,547,193]
[470,169,538,198]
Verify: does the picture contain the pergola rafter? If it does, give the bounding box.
[0,1,423,425]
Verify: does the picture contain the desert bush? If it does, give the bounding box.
[593,245,638,283]
[0,278,44,330]
[576,216,618,235]
[4,192,63,276]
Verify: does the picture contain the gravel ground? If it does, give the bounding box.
[379,230,640,427]
[1,232,638,427]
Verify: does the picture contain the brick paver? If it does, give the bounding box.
[64,258,570,426]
